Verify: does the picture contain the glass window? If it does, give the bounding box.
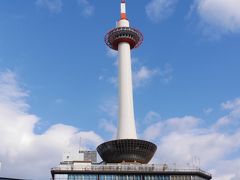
[68,174,97,180]
[54,174,68,180]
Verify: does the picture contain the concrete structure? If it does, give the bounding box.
[51,1,212,179]
[63,151,97,163]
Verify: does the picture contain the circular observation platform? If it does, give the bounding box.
[105,27,143,50]
[97,139,157,164]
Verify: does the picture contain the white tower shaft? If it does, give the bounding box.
[117,18,137,139]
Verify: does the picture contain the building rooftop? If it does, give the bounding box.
[51,163,211,178]
[0,177,26,180]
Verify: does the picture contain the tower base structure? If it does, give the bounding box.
[97,139,157,164]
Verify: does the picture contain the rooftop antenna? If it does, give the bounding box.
[79,137,82,152]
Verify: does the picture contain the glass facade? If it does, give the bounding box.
[54,174,208,180]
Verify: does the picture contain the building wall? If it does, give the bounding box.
[82,151,97,163]
[62,151,97,163]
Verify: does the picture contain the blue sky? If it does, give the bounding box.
[0,0,240,179]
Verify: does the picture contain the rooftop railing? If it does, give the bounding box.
[51,163,211,177]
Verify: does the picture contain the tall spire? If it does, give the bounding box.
[120,0,127,20]
[97,0,157,164]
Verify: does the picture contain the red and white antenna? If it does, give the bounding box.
[120,0,127,19]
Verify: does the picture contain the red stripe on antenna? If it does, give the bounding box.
[121,13,127,20]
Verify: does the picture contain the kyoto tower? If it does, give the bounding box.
[97,0,157,164]
[51,1,212,179]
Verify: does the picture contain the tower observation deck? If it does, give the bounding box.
[97,0,157,164]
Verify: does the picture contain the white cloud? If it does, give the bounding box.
[214,97,240,129]
[212,159,240,180]
[106,48,118,59]
[146,0,178,23]
[155,130,240,169]
[133,64,172,88]
[143,115,199,141]
[105,63,172,89]
[159,63,173,83]
[0,70,103,179]
[99,119,117,139]
[143,121,163,141]
[203,107,213,115]
[133,66,159,88]
[144,111,161,124]
[165,116,200,132]
[36,0,62,14]
[143,98,240,179]
[222,98,240,110]
[191,0,240,36]
[77,0,94,17]
[99,96,118,119]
